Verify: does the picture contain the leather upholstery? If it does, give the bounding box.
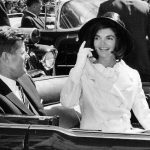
[34,75,81,128]
[34,76,150,106]
[34,75,68,106]
[34,75,150,128]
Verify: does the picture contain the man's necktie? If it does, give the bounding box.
[16,81,39,115]
[16,81,29,108]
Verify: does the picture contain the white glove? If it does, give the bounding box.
[75,41,93,69]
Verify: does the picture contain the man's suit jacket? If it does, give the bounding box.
[21,10,45,29]
[0,74,46,116]
[97,0,150,78]
[0,0,10,26]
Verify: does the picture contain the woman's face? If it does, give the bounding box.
[94,28,117,59]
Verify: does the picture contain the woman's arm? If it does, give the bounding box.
[60,41,93,108]
[60,68,82,108]
[132,71,150,129]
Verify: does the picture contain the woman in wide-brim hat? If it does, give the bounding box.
[60,12,150,132]
[78,11,133,59]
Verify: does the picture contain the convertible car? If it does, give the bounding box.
[3,0,150,149]
[8,0,104,75]
[39,0,104,75]
[1,75,150,150]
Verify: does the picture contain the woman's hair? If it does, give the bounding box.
[84,21,127,61]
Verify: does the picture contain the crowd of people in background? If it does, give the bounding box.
[3,0,26,14]
[2,0,55,14]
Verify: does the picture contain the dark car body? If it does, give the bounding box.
[8,0,107,75]
[39,0,105,75]
[8,0,102,75]
[1,120,150,150]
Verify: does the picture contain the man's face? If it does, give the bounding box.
[34,1,43,16]
[7,41,29,80]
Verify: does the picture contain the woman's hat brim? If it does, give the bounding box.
[78,17,133,57]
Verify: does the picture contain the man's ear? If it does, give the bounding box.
[1,52,10,63]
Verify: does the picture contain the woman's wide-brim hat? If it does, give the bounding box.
[78,12,133,57]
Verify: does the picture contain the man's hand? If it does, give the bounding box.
[125,0,149,13]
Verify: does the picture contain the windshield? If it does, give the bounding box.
[59,0,100,29]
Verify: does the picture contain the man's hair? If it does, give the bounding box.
[0,26,26,56]
[26,0,41,7]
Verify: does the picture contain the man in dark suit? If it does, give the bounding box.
[21,0,45,29]
[0,26,41,115]
[0,0,10,26]
[97,0,150,82]
[0,26,80,128]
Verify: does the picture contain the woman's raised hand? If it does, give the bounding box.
[76,41,93,67]
[78,41,93,58]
